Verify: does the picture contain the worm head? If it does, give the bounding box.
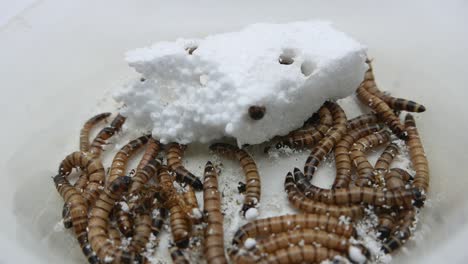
[412,187,426,208]
[109,176,132,193]
[248,105,266,120]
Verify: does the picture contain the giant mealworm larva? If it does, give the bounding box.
[382,208,417,254]
[53,175,99,264]
[203,161,228,264]
[362,60,426,113]
[293,168,422,209]
[107,135,150,185]
[88,176,148,264]
[333,123,384,188]
[89,114,126,157]
[405,114,429,196]
[209,143,261,214]
[128,158,162,197]
[129,206,153,254]
[59,151,105,206]
[262,244,341,264]
[350,130,392,187]
[166,142,203,191]
[136,137,162,171]
[158,167,192,248]
[374,142,399,174]
[183,185,202,223]
[274,105,333,149]
[114,202,134,237]
[284,172,363,219]
[79,112,112,153]
[356,84,407,139]
[346,113,379,131]
[108,223,122,248]
[304,101,347,180]
[169,245,190,264]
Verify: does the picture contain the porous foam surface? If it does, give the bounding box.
[114,21,367,145]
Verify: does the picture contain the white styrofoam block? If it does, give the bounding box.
[114,21,368,145]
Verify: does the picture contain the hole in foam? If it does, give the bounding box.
[199,74,209,86]
[278,48,296,65]
[301,59,316,77]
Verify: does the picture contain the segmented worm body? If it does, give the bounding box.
[346,113,379,130]
[88,176,148,264]
[80,112,111,153]
[350,130,391,187]
[382,208,417,254]
[108,135,150,185]
[304,101,347,180]
[129,206,153,254]
[108,224,122,248]
[128,158,162,197]
[274,105,333,149]
[284,172,363,219]
[294,168,422,209]
[166,142,203,190]
[363,60,426,113]
[136,137,161,171]
[203,161,228,264]
[375,143,399,174]
[59,151,105,206]
[405,114,429,196]
[169,245,190,264]
[114,202,134,237]
[183,185,202,223]
[53,175,99,264]
[209,143,261,214]
[262,244,340,264]
[89,114,126,157]
[333,123,384,188]
[158,167,191,248]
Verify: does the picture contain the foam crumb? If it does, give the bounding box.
[349,246,367,264]
[244,238,256,249]
[244,208,259,221]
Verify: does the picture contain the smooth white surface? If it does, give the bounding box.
[1,0,468,263]
[117,21,367,145]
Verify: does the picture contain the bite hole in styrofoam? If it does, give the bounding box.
[278,48,296,65]
[301,59,316,77]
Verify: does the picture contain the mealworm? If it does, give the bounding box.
[88,176,148,264]
[152,207,168,237]
[59,151,105,206]
[304,101,347,180]
[129,206,153,254]
[333,124,384,188]
[108,224,122,248]
[262,244,341,264]
[294,168,422,209]
[157,167,192,248]
[53,175,99,264]
[405,114,430,196]
[209,143,261,214]
[136,137,162,171]
[362,60,426,113]
[284,172,363,219]
[89,114,126,157]
[356,85,407,140]
[350,130,392,187]
[203,161,228,264]
[274,105,333,149]
[184,185,202,223]
[382,208,417,254]
[114,202,134,237]
[346,113,379,131]
[128,158,162,197]
[169,245,190,264]
[374,142,399,174]
[166,142,203,191]
[248,105,266,120]
[230,214,354,249]
[107,135,151,185]
[80,112,112,153]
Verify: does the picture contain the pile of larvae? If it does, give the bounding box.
[53,59,429,264]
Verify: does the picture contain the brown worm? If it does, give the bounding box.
[209,143,261,214]
[248,105,266,120]
[114,202,134,237]
[128,158,162,198]
[203,161,228,264]
[356,84,407,140]
[293,168,423,209]
[363,60,426,113]
[59,151,105,207]
[53,175,99,264]
[350,130,392,187]
[304,101,347,180]
[89,114,126,157]
[333,123,384,188]
[107,135,150,185]
[261,244,341,264]
[274,105,333,149]
[108,224,122,248]
[284,172,363,219]
[184,185,202,223]
[136,137,162,171]
[157,167,192,248]
[346,113,379,131]
[80,112,112,153]
[374,142,399,174]
[166,142,203,191]
[382,208,417,254]
[129,206,153,254]
[169,245,190,264]
[88,176,148,264]
[405,114,430,196]
[152,207,168,237]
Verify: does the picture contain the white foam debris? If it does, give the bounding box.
[114,21,367,145]
[244,207,259,221]
[244,238,257,249]
[119,201,129,212]
[349,246,367,264]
